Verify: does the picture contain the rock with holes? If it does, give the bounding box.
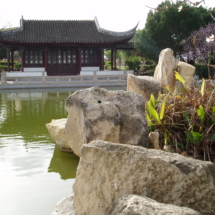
[46,118,72,152]
[73,140,215,215]
[127,74,162,101]
[154,48,178,88]
[108,194,201,215]
[65,86,149,157]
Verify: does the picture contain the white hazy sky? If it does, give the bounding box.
[0,0,214,31]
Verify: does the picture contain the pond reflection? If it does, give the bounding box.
[0,88,78,215]
[48,145,79,180]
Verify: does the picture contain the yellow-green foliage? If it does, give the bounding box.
[146,72,215,162]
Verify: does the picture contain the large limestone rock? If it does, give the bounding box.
[178,61,195,85]
[154,48,178,88]
[127,74,162,101]
[52,193,75,215]
[109,194,201,215]
[65,86,149,157]
[46,118,72,152]
[73,140,215,215]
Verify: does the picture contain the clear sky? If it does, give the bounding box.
[0,0,214,31]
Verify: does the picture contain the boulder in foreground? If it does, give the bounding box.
[65,86,149,156]
[73,140,215,215]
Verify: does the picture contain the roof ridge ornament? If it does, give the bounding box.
[94,16,138,37]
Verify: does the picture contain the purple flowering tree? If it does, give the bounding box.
[183,22,215,78]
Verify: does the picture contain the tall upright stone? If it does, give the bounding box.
[154,48,178,88]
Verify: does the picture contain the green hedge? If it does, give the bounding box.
[0,65,7,71]
[125,56,140,74]
[195,64,215,79]
[0,62,7,66]
[15,63,22,70]
[104,61,111,70]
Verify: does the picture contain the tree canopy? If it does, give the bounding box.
[136,0,215,62]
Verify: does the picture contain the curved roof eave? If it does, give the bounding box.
[94,16,139,37]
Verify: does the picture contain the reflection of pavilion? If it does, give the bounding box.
[48,145,79,180]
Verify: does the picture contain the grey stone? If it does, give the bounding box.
[127,74,162,100]
[52,193,75,215]
[109,194,201,215]
[73,140,215,215]
[154,48,178,88]
[65,86,149,156]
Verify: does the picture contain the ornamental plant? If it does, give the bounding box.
[146,72,215,162]
[183,22,215,78]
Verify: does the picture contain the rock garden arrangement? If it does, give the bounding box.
[48,48,215,215]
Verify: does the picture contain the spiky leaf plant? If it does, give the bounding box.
[146,72,215,162]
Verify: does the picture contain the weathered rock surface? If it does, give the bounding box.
[73,140,215,215]
[154,48,178,88]
[127,74,162,100]
[178,61,195,85]
[52,193,75,215]
[109,194,201,215]
[46,118,72,152]
[148,132,160,149]
[65,86,149,157]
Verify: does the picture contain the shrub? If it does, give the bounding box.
[195,64,215,79]
[0,62,7,66]
[0,65,7,71]
[14,63,22,70]
[104,61,111,70]
[125,56,140,74]
[146,72,215,162]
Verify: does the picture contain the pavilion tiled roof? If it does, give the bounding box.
[0,17,137,44]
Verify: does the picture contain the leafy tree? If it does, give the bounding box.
[136,0,215,62]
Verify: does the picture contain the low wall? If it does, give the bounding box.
[0,71,133,89]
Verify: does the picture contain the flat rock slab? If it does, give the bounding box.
[73,140,215,215]
[65,86,149,157]
[109,194,201,215]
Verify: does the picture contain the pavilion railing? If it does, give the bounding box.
[0,71,132,87]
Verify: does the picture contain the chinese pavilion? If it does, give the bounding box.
[0,16,137,76]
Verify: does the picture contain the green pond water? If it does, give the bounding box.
[0,88,80,215]
[0,86,125,215]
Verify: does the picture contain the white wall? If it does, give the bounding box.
[81,67,100,71]
[23,68,45,72]
[6,72,47,77]
[80,70,133,76]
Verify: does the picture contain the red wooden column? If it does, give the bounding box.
[100,46,104,71]
[44,47,48,72]
[11,50,14,72]
[111,47,113,71]
[7,47,10,72]
[113,46,116,70]
[21,47,24,72]
[77,46,82,74]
